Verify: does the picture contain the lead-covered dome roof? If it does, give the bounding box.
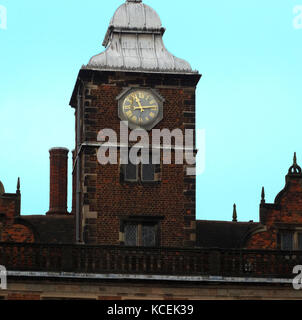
[108,0,162,32]
[85,0,197,74]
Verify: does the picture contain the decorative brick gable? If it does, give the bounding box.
[247,154,302,249]
[0,180,35,243]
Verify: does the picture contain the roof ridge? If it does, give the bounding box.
[197,220,259,224]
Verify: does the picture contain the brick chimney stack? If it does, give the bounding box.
[46,147,69,216]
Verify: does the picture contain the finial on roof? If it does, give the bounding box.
[232,204,238,222]
[16,177,20,194]
[261,187,265,204]
[294,152,297,165]
[127,0,142,2]
[288,152,302,175]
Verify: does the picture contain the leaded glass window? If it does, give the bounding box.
[124,222,158,247]
[124,223,137,246]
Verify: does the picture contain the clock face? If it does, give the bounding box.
[122,90,159,127]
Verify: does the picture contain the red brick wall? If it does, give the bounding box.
[74,70,200,247]
[0,197,16,222]
[246,174,302,249]
[94,158,186,246]
[7,293,40,300]
[1,224,34,243]
[0,192,35,243]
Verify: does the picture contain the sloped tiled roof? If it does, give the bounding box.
[196,220,260,249]
[22,215,75,244]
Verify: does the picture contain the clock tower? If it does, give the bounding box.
[70,0,201,247]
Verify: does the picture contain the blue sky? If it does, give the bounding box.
[0,0,301,222]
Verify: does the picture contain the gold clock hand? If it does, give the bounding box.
[133,106,158,111]
[135,106,157,109]
[134,95,144,112]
